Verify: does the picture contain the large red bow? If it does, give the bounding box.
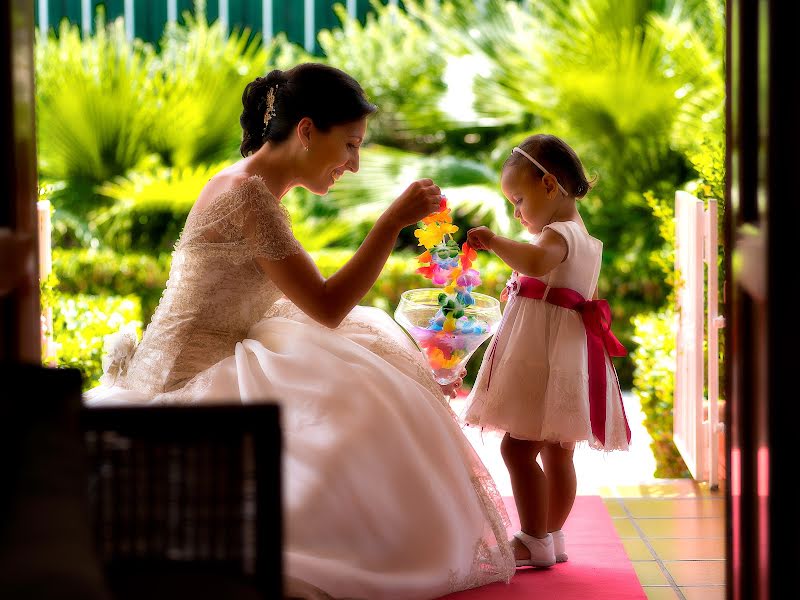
[486,277,631,447]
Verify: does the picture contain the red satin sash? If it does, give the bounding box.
[486,275,631,447]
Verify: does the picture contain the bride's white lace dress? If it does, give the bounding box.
[85,175,515,599]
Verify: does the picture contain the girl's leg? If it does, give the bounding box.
[500,433,547,560]
[541,442,577,532]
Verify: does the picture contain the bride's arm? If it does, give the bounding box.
[255,179,442,328]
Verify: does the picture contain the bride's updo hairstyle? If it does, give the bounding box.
[239,63,377,157]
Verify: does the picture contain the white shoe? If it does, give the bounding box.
[552,529,568,563]
[513,531,556,568]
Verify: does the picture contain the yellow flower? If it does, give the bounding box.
[439,223,459,236]
[414,228,441,249]
[414,221,459,249]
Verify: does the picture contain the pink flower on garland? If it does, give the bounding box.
[457,269,481,289]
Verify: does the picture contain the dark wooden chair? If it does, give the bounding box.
[81,404,283,600]
[1,365,109,600]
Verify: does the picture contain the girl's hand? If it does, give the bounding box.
[467,226,496,251]
[440,369,468,399]
[384,179,443,230]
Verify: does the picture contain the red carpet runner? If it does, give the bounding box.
[439,496,647,599]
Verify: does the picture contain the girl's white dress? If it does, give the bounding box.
[462,220,630,451]
[84,176,514,599]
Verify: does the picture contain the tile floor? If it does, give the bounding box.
[452,391,728,599]
[603,481,726,600]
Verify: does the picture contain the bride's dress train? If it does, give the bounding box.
[85,176,514,599]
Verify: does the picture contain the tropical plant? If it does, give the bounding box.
[632,143,723,477]
[53,294,142,391]
[317,0,449,147]
[35,4,309,222]
[147,13,308,167]
[53,248,172,322]
[631,309,690,478]
[415,0,704,203]
[90,161,230,252]
[408,0,724,386]
[658,0,725,163]
[91,162,366,254]
[35,15,159,198]
[51,247,513,389]
[326,144,516,244]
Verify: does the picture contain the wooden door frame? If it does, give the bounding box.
[1,0,40,364]
[726,1,800,598]
[7,2,800,597]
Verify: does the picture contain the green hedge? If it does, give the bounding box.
[53,248,171,324]
[52,247,514,387]
[631,309,690,478]
[53,246,514,320]
[53,294,142,391]
[52,245,643,389]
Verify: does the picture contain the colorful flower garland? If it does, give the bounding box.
[412,197,489,374]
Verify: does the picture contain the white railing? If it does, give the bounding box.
[674,191,725,489]
[37,199,57,366]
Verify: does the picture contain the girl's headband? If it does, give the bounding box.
[512,147,569,196]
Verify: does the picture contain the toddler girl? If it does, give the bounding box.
[464,134,631,568]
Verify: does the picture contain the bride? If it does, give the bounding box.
[85,63,515,599]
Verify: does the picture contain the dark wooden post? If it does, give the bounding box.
[764,0,800,597]
[726,1,800,598]
[0,0,40,364]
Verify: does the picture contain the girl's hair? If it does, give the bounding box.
[503,134,596,199]
[239,63,377,157]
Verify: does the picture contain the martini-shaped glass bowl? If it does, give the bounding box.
[395,288,502,385]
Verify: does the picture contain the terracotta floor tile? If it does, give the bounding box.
[643,587,680,600]
[650,538,725,561]
[680,586,726,600]
[603,498,627,517]
[613,517,640,538]
[623,538,654,560]
[664,561,726,586]
[599,480,722,499]
[624,498,725,519]
[633,561,670,585]
[598,483,684,498]
[637,517,725,538]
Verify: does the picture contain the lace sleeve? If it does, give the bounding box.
[185,175,303,263]
[240,179,303,261]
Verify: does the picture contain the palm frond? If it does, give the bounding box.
[323,145,514,234]
[35,16,158,185]
[317,1,450,145]
[91,161,231,251]
[149,15,305,167]
[417,0,721,201]
[281,189,357,251]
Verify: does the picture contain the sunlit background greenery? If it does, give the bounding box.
[38,0,724,477]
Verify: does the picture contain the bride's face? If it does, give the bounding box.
[302,118,367,194]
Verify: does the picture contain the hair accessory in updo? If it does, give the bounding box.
[262,84,278,137]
